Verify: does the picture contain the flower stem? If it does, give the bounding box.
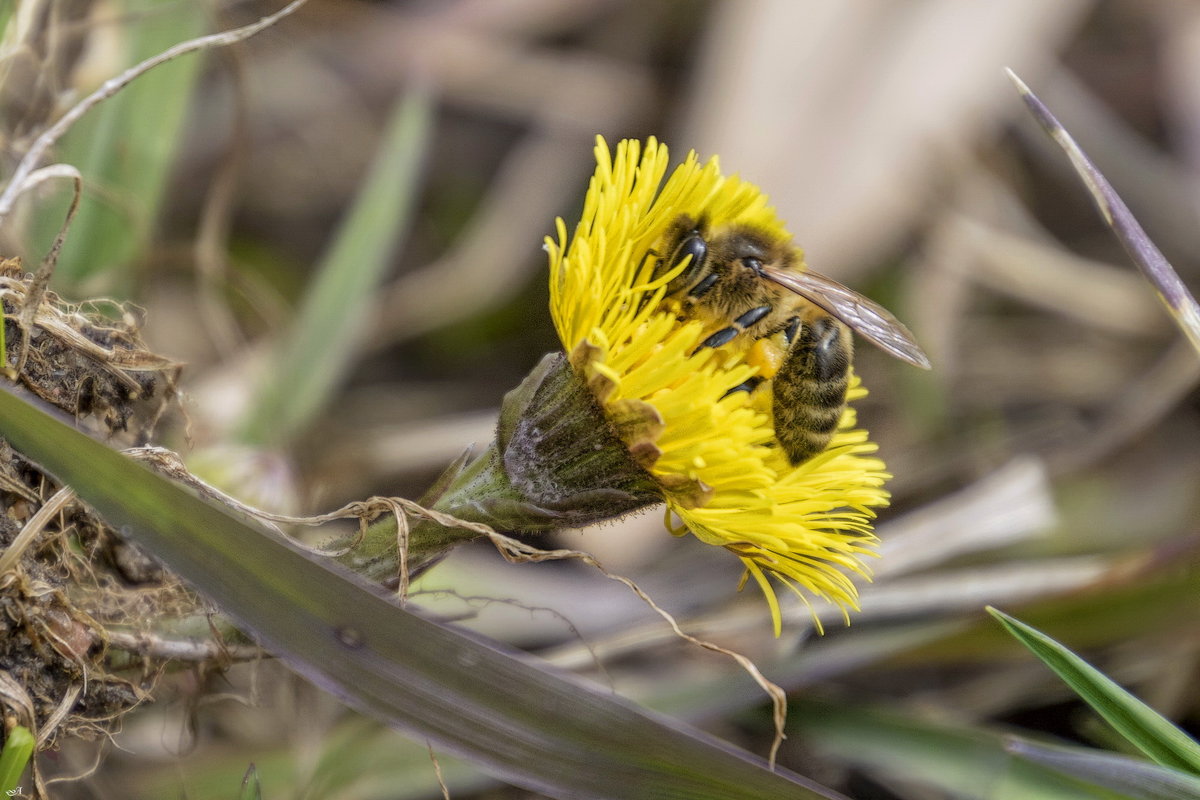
[335,353,662,584]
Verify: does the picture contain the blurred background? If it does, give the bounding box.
[2,0,1199,797]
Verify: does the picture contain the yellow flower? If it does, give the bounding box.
[545,137,890,634]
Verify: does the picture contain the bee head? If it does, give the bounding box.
[719,228,777,275]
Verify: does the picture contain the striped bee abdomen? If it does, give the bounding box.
[771,316,852,465]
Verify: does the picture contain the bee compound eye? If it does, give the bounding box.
[676,235,707,269]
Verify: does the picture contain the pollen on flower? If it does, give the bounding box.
[546,136,892,635]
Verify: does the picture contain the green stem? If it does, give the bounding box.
[335,353,663,584]
[335,443,505,582]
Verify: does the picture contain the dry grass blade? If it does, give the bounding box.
[1008,68,1200,357]
[0,486,74,574]
[1004,738,1200,800]
[13,165,80,373]
[478,529,790,768]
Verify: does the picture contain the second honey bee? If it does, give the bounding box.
[653,214,930,465]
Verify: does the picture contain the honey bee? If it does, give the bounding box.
[654,215,930,464]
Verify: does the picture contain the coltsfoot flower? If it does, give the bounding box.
[545,137,893,633]
[347,137,900,635]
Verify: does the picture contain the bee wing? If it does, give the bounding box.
[762,266,932,369]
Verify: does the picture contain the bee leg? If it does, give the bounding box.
[694,304,773,352]
[697,326,740,349]
[772,317,852,465]
[687,272,720,298]
[782,315,801,344]
[721,376,765,399]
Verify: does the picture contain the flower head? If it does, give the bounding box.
[546,137,891,633]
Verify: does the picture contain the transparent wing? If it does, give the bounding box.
[762,266,931,368]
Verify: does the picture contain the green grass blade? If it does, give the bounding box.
[988,608,1200,775]
[0,386,845,800]
[237,764,263,800]
[30,0,208,294]
[793,700,1129,800]
[238,85,432,447]
[0,725,33,795]
[1007,738,1200,800]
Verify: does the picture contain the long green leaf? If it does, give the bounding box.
[0,726,33,795]
[238,84,432,447]
[1006,738,1200,800]
[988,608,1200,775]
[136,619,971,799]
[0,386,844,800]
